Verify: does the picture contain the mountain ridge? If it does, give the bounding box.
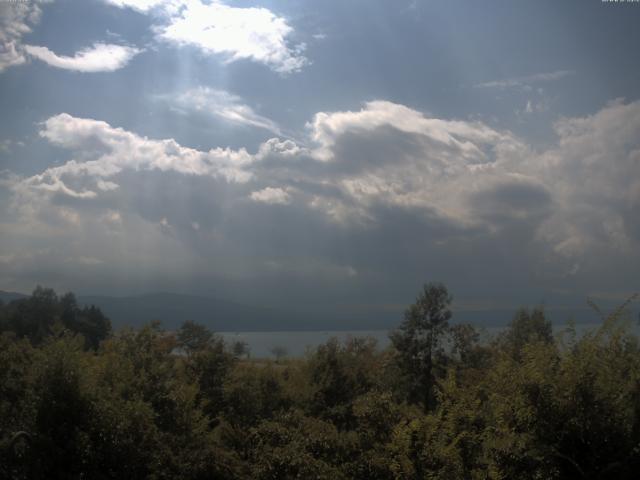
[2,289,610,332]
[0,289,397,331]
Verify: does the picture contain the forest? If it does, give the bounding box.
[1,284,639,479]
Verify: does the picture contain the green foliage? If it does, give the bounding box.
[497,307,553,359]
[247,410,349,479]
[224,363,290,427]
[390,282,452,410]
[177,320,215,354]
[1,285,639,479]
[0,286,111,349]
[270,345,288,362]
[307,336,381,428]
[232,339,250,359]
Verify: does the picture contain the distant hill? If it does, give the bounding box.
[0,290,28,304]
[2,289,612,332]
[77,292,317,332]
[1,289,394,331]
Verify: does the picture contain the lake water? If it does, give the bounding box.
[220,322,633,358]
[220,330,393,358]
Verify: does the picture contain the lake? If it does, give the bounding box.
[220,330,392,358]
[219,321,632,358]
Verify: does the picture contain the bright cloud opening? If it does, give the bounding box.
[157,0,307,73]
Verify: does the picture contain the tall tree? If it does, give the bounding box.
[1,287,110,348]
[498,307,552,359]
[177,320,214,354]
[60,293,111,350]
[390,282,452,411]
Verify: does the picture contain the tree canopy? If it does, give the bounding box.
[1,285,639,479]
[390,282,453,411]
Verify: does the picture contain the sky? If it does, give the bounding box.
[0,0,639,323]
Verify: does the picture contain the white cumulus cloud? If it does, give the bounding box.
[250,187,290,205]
[19,112,256,203]
[103,0,307,73]
[0,0,48,72]
[157,0,307,73]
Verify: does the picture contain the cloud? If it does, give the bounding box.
[0,0,48,72]
[165,87,281,134]
[300,100,531,228]
[0,40,26,72]
[250,187,290,205]
[0,1,142,74]
[536,99,640,260]
[24,42,142,72]
[476,70,574,89]
[307,100,520,161]
[3,99,639,302]
[0,138,24,153]
[156,1,307,74]
[34,112,255,187]
[103,0,168,12]
[104,0,308,73]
